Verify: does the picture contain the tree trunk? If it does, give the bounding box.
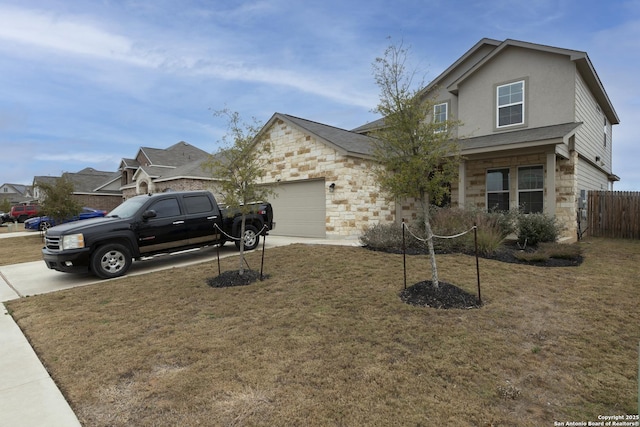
[420,196,439,290]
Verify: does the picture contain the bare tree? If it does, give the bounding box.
[204,109,273,275]
[371,41,461,289]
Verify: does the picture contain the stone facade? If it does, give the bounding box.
[555,151,578,241]
[257,118,396,238]
[452,151,578,241]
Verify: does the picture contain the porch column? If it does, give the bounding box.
[458,160,466,208]
[546,152,556,216]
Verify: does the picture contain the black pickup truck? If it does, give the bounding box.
[42,191,274,279]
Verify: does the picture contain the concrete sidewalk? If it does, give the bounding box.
[0,233,359,426]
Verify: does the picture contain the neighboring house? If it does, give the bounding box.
[119,141,221,198]
[33,168,123,211]
[354,38,619,241]
[0,183,34,204]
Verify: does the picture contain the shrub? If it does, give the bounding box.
[359,222,425,252]
[516,213,560,247]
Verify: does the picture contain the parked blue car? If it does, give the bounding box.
[24,207,107,231]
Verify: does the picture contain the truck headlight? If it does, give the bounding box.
[62,234,85,250]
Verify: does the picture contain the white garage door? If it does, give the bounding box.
[268,180,326,238]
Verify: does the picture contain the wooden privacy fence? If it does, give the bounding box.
[588,191,640,239]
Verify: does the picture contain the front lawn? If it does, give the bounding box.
[6,238,640,426]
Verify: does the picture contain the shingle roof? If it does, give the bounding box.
[155,157,217,181]
[274,113,379,157]
[139,141,210,167]
[460,122,582,151]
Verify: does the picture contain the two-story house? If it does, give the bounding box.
[251,38,618,241]
[422,38,619,240]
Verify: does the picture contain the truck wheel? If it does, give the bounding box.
[235,225,260,251]
[91,244,132,279]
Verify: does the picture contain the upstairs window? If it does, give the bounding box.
[497,80,524,128]
[518,165,543,213]
[434,102,448,132]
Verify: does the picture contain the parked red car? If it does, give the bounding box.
[9,204,40,223]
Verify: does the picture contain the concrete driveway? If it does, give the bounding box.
[1,241,258,301]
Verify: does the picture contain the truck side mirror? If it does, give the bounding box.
[142,210,157,220]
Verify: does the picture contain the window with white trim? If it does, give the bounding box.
[497,80,524,128]
[434,102,447,132]
[518,165,543,213]
[486,168,510,211]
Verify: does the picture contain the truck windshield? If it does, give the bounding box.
[107,197,148,219]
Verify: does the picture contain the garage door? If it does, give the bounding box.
[267,180,326,238]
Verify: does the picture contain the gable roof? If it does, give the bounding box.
[135,141,209,167]
[441,38,619,124]
[35,169,121,194]
[355,38,620,132]
[262,113,379,158]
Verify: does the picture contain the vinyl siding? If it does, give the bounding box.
[577,158,609,192]
[575,72,612,174]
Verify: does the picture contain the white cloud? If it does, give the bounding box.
[34,152,121,164]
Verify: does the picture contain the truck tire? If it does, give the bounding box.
[235,225,260,251]
[91,243,132,279]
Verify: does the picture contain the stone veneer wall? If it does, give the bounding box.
[555,152,578,241]
[258,118,397,238]
[451,151,578,242]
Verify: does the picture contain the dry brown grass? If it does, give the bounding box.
[5,238,640,426]
[0,231,45,265]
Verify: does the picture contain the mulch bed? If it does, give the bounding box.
[399,280,481,309]
[206,269,268,288]
[365,241,583,268]
[370,241,583,309]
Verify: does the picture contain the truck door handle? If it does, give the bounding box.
[207,216,218,220]
[172,220,185,225]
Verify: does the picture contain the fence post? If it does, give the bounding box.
[402,218,407,290]
[474,223,481,305]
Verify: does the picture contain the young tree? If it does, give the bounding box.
[37,175,82,224]
[204,109,273,275]
[371,41,461,290]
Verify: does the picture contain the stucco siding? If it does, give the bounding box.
[457,47,575,137]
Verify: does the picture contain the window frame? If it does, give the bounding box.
[433,102,448,133]
[486,168,510,211]
[517,165,544,214]
[496,79,526,129]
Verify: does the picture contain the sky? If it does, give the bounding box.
[0,0,638,190]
